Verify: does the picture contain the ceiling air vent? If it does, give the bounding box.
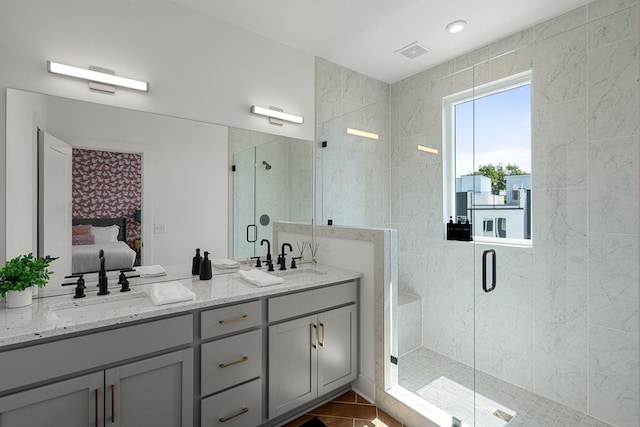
[395,41,431,59]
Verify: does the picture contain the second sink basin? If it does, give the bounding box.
[51,292,152,320]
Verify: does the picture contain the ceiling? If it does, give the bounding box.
[169,0,590,84]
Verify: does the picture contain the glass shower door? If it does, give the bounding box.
[232,147,256,259]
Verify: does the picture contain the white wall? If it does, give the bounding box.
[1,0,315,263]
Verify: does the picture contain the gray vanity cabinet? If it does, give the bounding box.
[267,282,358,418]
[104,348,194,427]
[0,372,104,427]
[199,301,263,427]
[0,349,193,427]
[0,314,194,427]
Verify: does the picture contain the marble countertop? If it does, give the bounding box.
[0,262,362,349]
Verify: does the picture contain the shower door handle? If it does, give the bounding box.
[482,249,496,292]
[246,224,257,243]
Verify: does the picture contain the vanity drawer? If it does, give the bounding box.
[268,281,357,323]
[201,329,262,396]
[0,314,193,394]
[201,378,262,427]
[200,300,262,339]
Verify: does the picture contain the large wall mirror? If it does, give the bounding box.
[6,88,313,295]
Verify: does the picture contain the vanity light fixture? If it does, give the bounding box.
[250,105,304,125]
[418,144,439,154]
[446,20,467,34]
[347,128,379,140]
[47,61,149,92]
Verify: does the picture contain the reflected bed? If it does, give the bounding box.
[71,218,136,274]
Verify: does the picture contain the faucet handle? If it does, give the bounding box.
[62,275,86,299]
[250,256,262,268]
[118,269,140,292]
[291,257,302,269]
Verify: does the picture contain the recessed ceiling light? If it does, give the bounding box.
[446,20,467,34]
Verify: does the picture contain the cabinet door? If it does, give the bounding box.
[105,348,193,427]
[0,372,103,427]
[317,304,358,395]
[268,315,317,418]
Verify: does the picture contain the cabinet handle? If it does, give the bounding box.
[94,388,99,427]
[312,323,318,349]
[219,356,249,368]
[110,384,115,423]
[319,322,325,347]
[219,407,249,423]
[219,314,249,325]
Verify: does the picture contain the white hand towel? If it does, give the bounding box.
[136,264,167,277]
[212,258,240,269]
[238,269,284,287]
[147,281,196,306]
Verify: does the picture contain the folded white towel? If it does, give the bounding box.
[211,258,240,269]
[238,269,284,287]
[136,264,167,277]
[147,281,195,306]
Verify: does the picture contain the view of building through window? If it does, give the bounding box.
[447,75,532,242]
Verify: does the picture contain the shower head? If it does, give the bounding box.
[262,160,272,170]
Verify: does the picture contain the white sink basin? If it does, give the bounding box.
[51,292,152,320]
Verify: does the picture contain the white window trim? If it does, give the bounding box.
[442,70,532,245]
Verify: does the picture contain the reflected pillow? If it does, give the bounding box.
[72,234,95,245]
[72,224,92,235]
[92,225,120,243]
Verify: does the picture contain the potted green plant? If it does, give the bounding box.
[0,253,53,308]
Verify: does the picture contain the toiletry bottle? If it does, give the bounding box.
[199,251,212,280]
[192,248,202,275]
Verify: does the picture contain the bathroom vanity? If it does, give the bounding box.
[0,264,361,427]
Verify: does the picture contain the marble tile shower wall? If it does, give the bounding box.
[386,0,639,425]
[315,58,390,227]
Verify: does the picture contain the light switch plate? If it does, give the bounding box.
[154,223,166,234]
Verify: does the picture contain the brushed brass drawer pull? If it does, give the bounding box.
[219,407,249,423]
[219,314,249,325]
[219,356,249,368]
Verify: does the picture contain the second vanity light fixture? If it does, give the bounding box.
[47,61,149,93]
[250,105,304,125]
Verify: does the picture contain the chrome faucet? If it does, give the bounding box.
[279,243,292,271]
[97,249,109,295]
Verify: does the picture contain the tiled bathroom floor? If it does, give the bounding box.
[399,347,614,427]
[283,390,405,427]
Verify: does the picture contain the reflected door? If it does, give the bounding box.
[38,129,72,287]
[232,148,256,260]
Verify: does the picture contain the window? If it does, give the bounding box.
[443,71,532,245]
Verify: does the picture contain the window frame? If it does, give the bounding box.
[442,70,532,246]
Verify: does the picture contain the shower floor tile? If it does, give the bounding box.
[398,347,614,427]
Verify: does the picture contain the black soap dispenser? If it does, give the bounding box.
[192,248,202,275]
[199,251,212,280]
